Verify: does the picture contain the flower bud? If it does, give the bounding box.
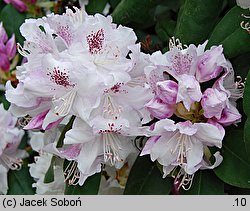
[145,97,175,119]
[156,80,178,104]
[201,88,228,119]
[196,45,225,83]
[217,103,241,126]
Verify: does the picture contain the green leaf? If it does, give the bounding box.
[111,0,159,28]
[174,0,224,45]
[7,165,35,195]
[124,155,173,195]
[0,4,26,44]
[85,0,108,15]
[214,128,250,188]
[220,29,250,58]
[108,0,121,9]
[0,91,10,110]
[159,0,181,12]
[43,157,55,183]
[244,119,250,162]
[56,115,76,148]
[243,70,250,161]
[243,71,250,116]
[231,53,250,79]
[208,6,247,46]
[207,6,250,58]
[64,172,101,195]
[155,19,176,43]
[182,170,224,195]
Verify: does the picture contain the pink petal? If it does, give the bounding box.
[24,110,64,130]
[156,80,178,104]
[201,88,228,119]
[0,22,8,43]
[145,97,175,119]
[6,34,16,60]
[0,53,10,71]
[196,45,225,83]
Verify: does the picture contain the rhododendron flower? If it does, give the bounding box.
[141,37,243,191]
[141,119,224,176]
[6,7,138,130]
[0,104,26,194]
[149,40,227,111]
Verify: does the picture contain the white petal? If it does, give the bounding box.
[200,151,223,170]
[184,137,204,174]
[77,140,102,176]
[151,132,179,166]
[194,123,224,148]
[151,118,176,135]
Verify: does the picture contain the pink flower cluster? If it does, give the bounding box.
[141,38,243,190]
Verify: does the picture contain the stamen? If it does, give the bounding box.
[172,168,194,192]
[17,115,32,128]
[66,7,84,24]
[229,76,245,99]
[169,36,187,50]
[64,160,80,185]
[0,153,22,170]
[103,96,123,118]
[17,43,29,57]
[242,14,250,19]
[53,89,77,116]
[240,14,250,34]
[240,21,250,33]
[235,76,246,89]
[101,132,123,166]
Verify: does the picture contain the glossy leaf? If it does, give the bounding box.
[208,6,246,46]
[43,157,55,183]
[0,4,26,44]
[112,0,159,28]
[124,155,173,195]
[174,0,224,45]
[207,6,250,58]
[243,70,250,161]
[231,53,250,79]
[7,165,35,195]
[243,70,250,116]
[108,0,121,9]
[214,128,250,188]
[64,172,101,195]
[86,0,108,15]
[155,19,176,43]
[182,170,224,195]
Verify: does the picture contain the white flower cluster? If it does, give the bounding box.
[2,7,244,194]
